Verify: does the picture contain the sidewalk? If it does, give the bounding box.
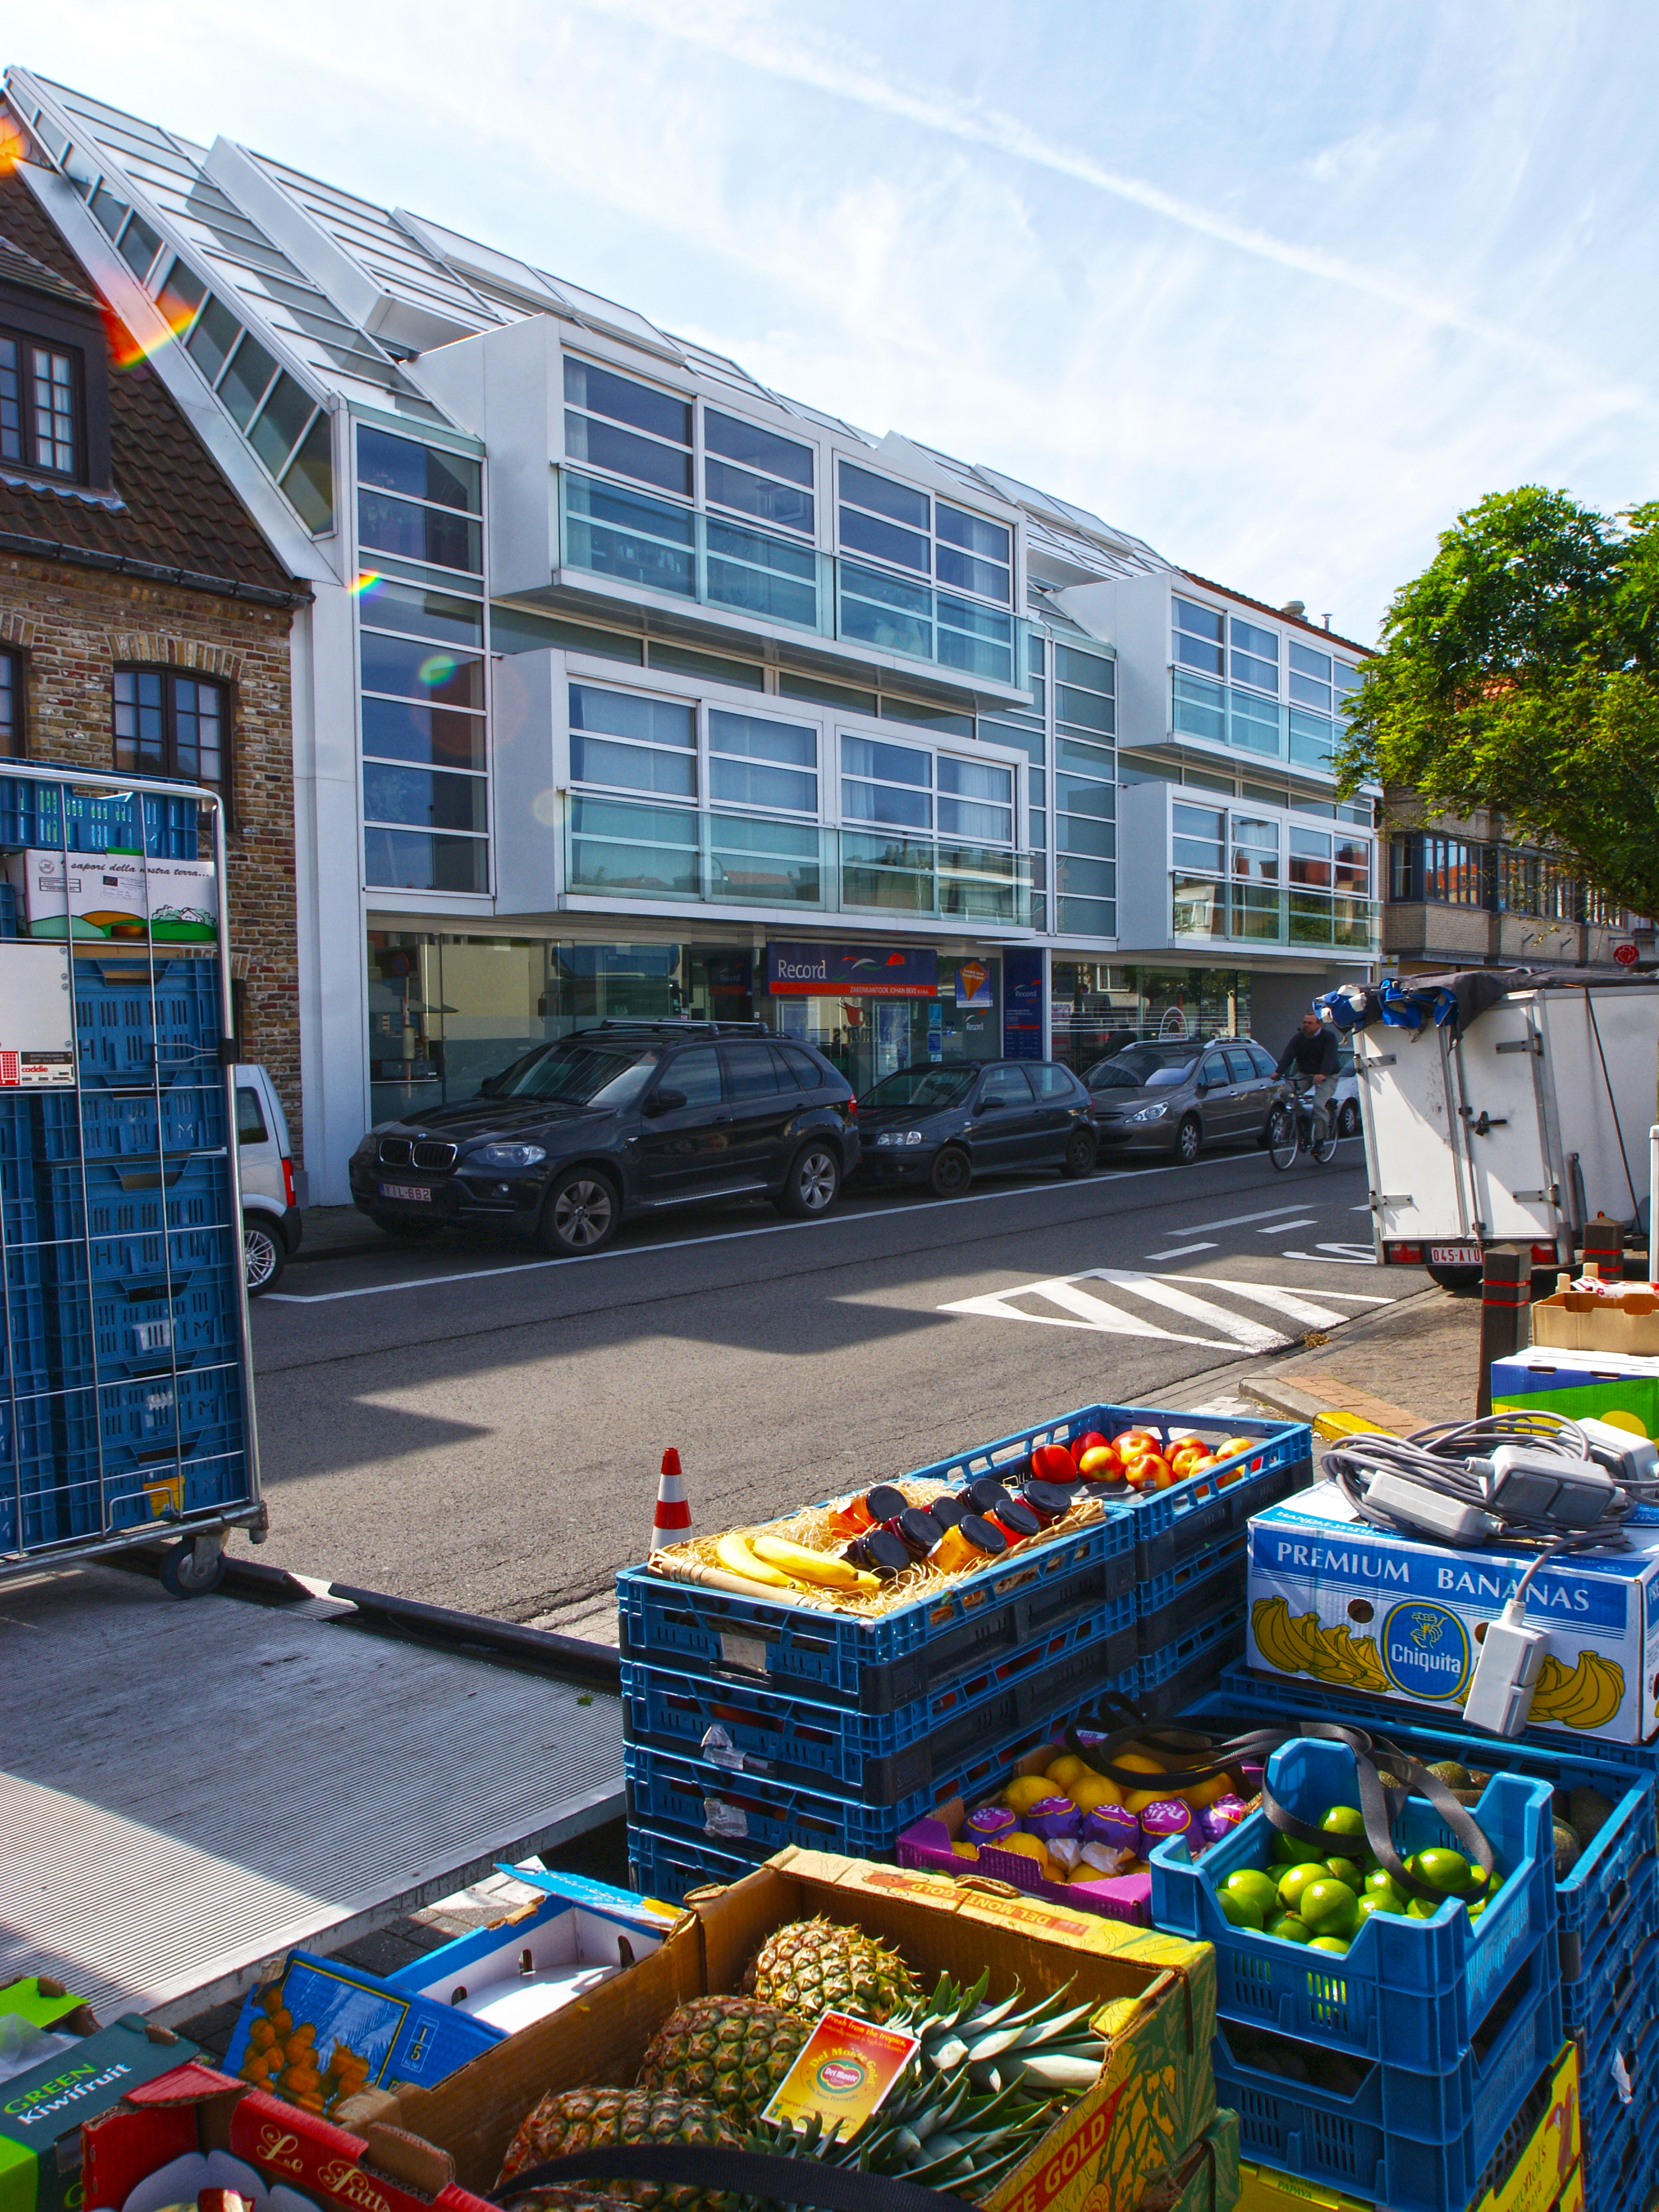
[1240,1281,1480,1433]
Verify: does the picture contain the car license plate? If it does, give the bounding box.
[1429,1243,1481,1265]
[379,1181,432,1203]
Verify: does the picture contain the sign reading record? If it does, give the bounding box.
[766,943,939,999]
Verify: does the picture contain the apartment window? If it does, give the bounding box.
[703,409,814,535]
[937,754,1013,843]
[0,330,80,479]
[564,357,691,497]
[836,463,1011,605]
[1231,816,1279,882]
[1053,641,1116,936]
[358,425,483,575]
[1172,802,1225,875]
[1230,618,1279,695]
[1290,827,1333,889]
[570,685,696,799]
[1172,596,1223,675]
[113,668,226,790]
[840,732,931,830]
[0,650,21,756]
[708,710,816,814]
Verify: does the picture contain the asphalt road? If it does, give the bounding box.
[243,1136,1421,1625]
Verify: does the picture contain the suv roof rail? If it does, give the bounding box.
[578,1017,770,1037]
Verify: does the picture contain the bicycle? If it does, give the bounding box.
[1267,1080,1338,1170]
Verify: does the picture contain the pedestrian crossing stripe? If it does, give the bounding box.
[937,1269,1392,1349]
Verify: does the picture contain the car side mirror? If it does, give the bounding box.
[978,1097,1004,1111]
[1195,1079,1209,1094]
[645,1088,688,1116]
[478,1073,502,1097]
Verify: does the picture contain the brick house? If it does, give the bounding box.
[0,164,308,1149]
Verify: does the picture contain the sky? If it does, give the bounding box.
[14,1,1659,642]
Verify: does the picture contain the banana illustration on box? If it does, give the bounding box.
[1251,1597,1624,1729]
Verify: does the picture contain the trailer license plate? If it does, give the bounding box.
[1429,1244,1481,1265]
[380,1181,432,1202]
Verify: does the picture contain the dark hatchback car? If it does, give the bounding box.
[855,1058,1097,1199]
[1084,1036,1281,1165]
[350,1020,860,1257]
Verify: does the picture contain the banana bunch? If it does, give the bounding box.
[1527,1648,1625,1730]
[715,1530,879,1596]
[1252,1597,1386,1692]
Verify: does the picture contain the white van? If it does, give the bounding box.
[235,1063,302,1293]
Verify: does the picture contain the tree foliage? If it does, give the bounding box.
[1337,487,1659,922]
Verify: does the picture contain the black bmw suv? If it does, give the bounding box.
[350,1020,860,1258]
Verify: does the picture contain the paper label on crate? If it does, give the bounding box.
[703,1797,747,1839]
[700,1724,746,1772]
[719,1631,771,1676]
[760,2010,920,2137]
[3,849,216,943]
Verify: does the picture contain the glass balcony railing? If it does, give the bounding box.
[1171,671,1346,773]
[565,792,1032,925]
[1171,873,1379,951]
[557,470,1025,688]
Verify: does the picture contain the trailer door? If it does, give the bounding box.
[1451,997,1562,1247]
[1359,1024,1480,1257]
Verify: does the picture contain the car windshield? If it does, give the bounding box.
[1087,1048,1198,1090]
[860,1065,979,1110]
[494,1041,662,1106]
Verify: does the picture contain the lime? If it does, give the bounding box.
[1299,1880,1361,1938]
[1277,1862,1327,1913]
[1273,1831,1329,1867]
[1364,1868,1405,1901]
[1356,1892,1402,1920]
[1320,1805,1366,1838]
[1467,1900,1486,1922]
[1308,1934,1351,1954]
[1462,1863,1491,1894]
[1325,1857,1365,1890]
[1267,1914,1312,1944]
[1225,1868,1284,1919]
[1406,1896,1440,1918]
[1218,1890,1265,1930]
[1410,1847,1472,1894]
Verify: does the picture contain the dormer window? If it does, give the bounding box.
[0,327,81,479]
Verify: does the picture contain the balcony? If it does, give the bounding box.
[564,794,1032,927]
[1171,874,1380,952]
[557,470,1027,691]
[1171,671,1344,774]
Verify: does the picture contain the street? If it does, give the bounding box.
[244,1136,1420,1627]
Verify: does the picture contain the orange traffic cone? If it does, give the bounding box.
[651,1447,690,1556]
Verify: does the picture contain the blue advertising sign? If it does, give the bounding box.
[766,942,938,998]
[1003,947,1043,1059]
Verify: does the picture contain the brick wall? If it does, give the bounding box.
[0,554,302,1153]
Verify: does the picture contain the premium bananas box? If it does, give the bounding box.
[1246,1482,1659,1744]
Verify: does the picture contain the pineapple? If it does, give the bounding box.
[495,2086,739,2212]
[741,1917,919,2024]
[638,1997,810,2121]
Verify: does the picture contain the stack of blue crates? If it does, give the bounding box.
[1192,1661,1659,2212]
[1,768,249,1562]
[1153,1732,1562,2212]
[620,1401,1311,1904]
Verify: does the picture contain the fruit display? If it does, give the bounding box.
[235,1983,372,2114]
[495,1918,1123,2208]
[664,1424,1271,1612]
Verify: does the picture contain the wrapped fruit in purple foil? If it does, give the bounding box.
[1198,1793,1248,1846]
[1139,1798,1193,1846]
[1081,1802,1142,1854]
[1024,1795,1083,1841]
[964,1804,1018,1846]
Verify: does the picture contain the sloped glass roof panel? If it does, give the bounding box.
[248,154,503,327]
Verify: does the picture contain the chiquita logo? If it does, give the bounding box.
[1380,1600,1472,1700]
[816,2058,866,2094]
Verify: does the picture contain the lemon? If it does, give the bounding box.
[1045,1754,1089,1789]
[1114,1751,1166,1776]
[1003,1774,1056,1815]
[1069,1776,1125,1812]
[1000,1832,1057,1878]
[1125,1786,1172,1814]
[951,1840,980,1860]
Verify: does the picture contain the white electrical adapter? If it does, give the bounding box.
[1576,1418,1659,1486]
[1462,1600,1550,1734]
[1365,1471,1500,1544]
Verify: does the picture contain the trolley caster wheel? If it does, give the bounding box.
[160,1534,226,1598]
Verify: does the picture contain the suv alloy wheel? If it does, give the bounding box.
[776,1141,840,1218]
[539,1167,620,1255]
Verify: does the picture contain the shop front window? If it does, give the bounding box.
[1048,963,1252,1073]
[760,952,1001,1100]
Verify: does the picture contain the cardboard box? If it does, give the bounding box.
[1247,1482,1659,1743]
[1530,1291,1659,1359]
[2,852,216,944]
[1468,2041,1580,2212]
[81,2062,496,2212]
[1166,2111,1240,2212]
[389,1847,1218,2212]
[0,2015,197,2212]
[1492,1348,1659,1439]
[0,943,74,1088]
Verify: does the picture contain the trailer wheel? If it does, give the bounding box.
[1426,1263,1483,1295]
[159,1535,226,1597]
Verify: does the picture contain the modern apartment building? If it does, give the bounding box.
[1,70,1381,1201]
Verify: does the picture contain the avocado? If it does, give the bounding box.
[1426,1760,1473,1789]
[1553,1820,1582,1878]
[1569,1786,1616,1849]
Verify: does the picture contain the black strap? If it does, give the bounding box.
[494,2148,979,2212]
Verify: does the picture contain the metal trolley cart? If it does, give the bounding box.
[0,758,262,1594]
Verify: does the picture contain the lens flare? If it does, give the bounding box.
[418,654,458,688]
[105,293,203,372]
[350,570,384,598]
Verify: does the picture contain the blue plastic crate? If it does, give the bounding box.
[99,1363,245,1461]
[1187,1662,1659,1985]
[0,880,15,937]
[0,778,199,859]
[1566,1857,1658,2022]
[47,1156,234,1260]
[1216,1930,1562,2212]
[1578,1933,1659,2111]
[1140,1600,1246,1692]
[74,1081,229,1160]
[0,1244,51,1395]
[1139,1530,1248,1645]
[901,1400,1312,1582]
[1153,1736,1556,2071]
[0,1388,105,1553]
[71,955,221,1085]
[623,1603,1137,1804]
[627,1819,768,1904]
[619,1509,1137,1716]
[40,1241,240,1386]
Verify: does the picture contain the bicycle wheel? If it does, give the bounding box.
[1311,1112,1339,1165]
[1266,1104,1299,1171]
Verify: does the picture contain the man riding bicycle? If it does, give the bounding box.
[1276,1011,1339,1142]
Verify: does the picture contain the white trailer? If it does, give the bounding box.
[1354,977,1658,1287]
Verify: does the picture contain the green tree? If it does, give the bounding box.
[1337,487,1659,923]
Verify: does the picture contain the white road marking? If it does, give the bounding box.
[1260,1219,1316,1233]
[939,1268,1390,1350]
[1145,1241,1218,1260]
[1175,1274,1390,1321]
[264,1151,1294,1305]
[1282,1242,1381,1265]
[1082,1271,1292,1350]
[1166,1203,1321,1236]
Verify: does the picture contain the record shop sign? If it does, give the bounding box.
[766,942,939,998]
